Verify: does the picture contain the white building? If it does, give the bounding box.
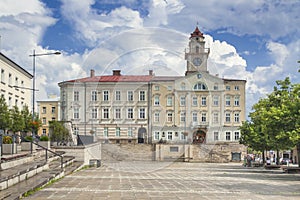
[0,52,32,110]
[58,27,246,145]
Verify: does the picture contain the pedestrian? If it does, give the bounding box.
[266,157,271,165]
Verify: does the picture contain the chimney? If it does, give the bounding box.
[113,70,121,76]
[90,69,95,77]
[149,70,153,75]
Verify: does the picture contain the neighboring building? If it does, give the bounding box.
[58,26,246,144]
[0,52,33,110]
[37,95,60,136]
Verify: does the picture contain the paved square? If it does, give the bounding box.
[27,162,300,199]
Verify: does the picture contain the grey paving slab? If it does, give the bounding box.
[26,161,300,200]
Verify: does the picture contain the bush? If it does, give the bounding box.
[24,136,33,142]
[40,135,49,141]
[3,136,13,144]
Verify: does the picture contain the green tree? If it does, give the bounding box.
[21,105,32,133]
[49,121,71,145]
[240,77,300,166]
[0,96,10,133]
[9,106,25,134]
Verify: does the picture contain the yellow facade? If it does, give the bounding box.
[37,95,60,136]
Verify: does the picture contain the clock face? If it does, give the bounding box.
[193,57,202,66]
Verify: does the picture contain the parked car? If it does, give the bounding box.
[280,157,292,165]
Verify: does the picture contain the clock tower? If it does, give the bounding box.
[185,26,210,75]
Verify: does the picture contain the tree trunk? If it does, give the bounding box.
[262,150,265,164]
[276,149,280,165]
[297,143,300,167]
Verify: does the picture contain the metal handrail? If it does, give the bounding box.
[1,134,64,169]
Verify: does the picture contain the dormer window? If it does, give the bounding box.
[193,82,207,90]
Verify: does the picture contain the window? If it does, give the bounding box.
[234,96,240,106]
[103,127,108,137]
[91,91,97,101]
[213,96,219,106]
[226,85,230,91]
[42,117,46,125]
[116,127,120,137]
[103,90,109,101]
[234,85,240,90]
[167,96,172,106]
[213,112,219,123]
[8,97,12,107]
[201,113,207,122]
[214,132,219,141]
[194,82,207,90]
[74,127,79,135]
[1,69,4,83]
[181,132,187,140]
[15,77,18,87]
[103,108,109,119]
[127,91,133,101]
[128,127,133,137]
[154,95,160,106]
[180,96,186,106]
[192,112,197,122]
[42,129,46,135]
[51,107,56,114]
[234,113,240,123]
[91,108,97,119]
[180,112,186,122]
[139,108,145,119]
[167,86,172,91]
[127,108,133,119]
[74,91,79,101]
[214,84,218,90]
[225,113,231,122]
[154,112,160,122]
[192,96,198,106]
[115,91,121,101]
[181,83,186,90]
[42,107,46,114]
[234,131,240,140]
[225,96,231,106]
[51,117,56,121]
[167,112,173,122]
[74,108,79,119]
[115,108,121,119]
[168,132,172,140]
[196,46,200,53]
[139,91,145,101]
[154,132,160,140]
[226,132,231,141]
[8,73,12,85]
[154,85,159,91]
[201,96,207,106]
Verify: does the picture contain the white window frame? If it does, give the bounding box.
[127,91,133,101]
[139,91,145,101]
[115,90,121,101]
[103,90,109,101]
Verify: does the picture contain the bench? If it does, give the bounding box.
[283,167,300,174]
[264,165,281,170]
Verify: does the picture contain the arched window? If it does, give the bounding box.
[193,82,207,90]
[196,46,200,53]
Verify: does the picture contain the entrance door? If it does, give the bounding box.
[193,129,206,144]
[138,127,146,143]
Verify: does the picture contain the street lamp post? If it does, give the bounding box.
[29,50,61,141]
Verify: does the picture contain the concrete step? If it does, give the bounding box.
[0,155,83,199]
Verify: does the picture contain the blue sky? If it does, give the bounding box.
[0,0,299,116]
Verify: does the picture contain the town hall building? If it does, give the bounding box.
[58,26,246,145]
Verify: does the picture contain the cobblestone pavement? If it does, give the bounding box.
[26,161,300,200]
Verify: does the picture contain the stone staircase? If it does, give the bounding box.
[101,143,154,162]
[0,149,83,199]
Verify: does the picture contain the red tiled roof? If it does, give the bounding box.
[190,26,204,38]
[67,75,154,83]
